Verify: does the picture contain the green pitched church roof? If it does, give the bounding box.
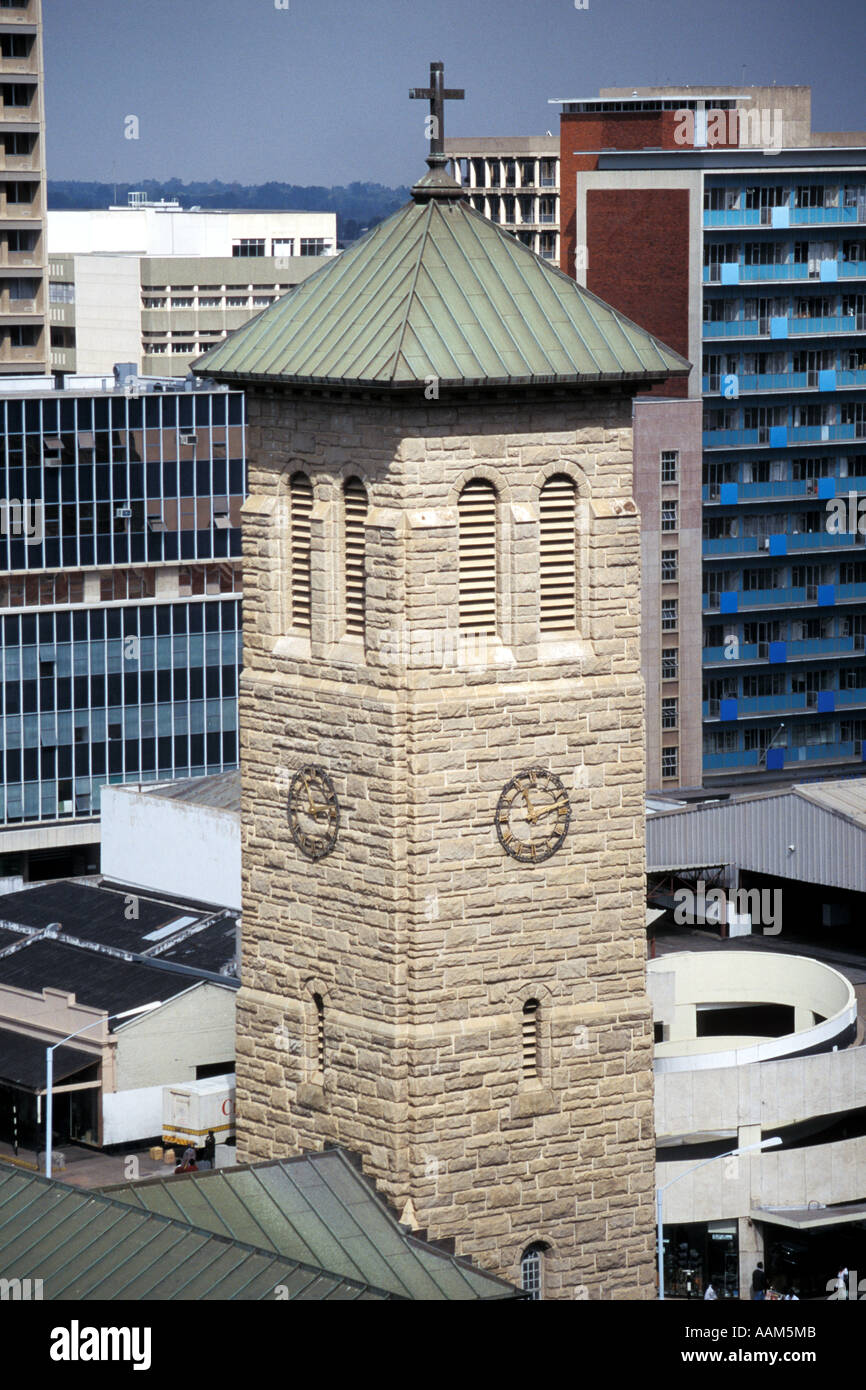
[194,164,690,391]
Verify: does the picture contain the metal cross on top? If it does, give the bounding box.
[409,61,464,157]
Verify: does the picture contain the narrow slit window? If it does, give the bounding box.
[539,474,577,631]
[313,992,325,1074]
[289,471,313,630]
[344,476,367,637]
[522,998,540,1080]
[458,478,497,633]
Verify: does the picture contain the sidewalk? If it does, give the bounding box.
[0,1138,236,1189]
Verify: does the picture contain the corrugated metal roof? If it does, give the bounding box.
[101,1147,518,1301]
[0,1030,94,1090]
[193,174,690,390]
[647,777,866,893]
[133,771,241,813]
[0,1167,392,1300]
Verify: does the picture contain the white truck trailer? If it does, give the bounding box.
[162,1073,236,1150]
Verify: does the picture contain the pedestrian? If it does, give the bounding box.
[835,1266,848,1299]
[751,1261,766,1300]
[704,1281,718,1300]
[174,1145,198,1174]
[203,1130,216,1167]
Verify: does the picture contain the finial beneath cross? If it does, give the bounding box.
[409,61,464,159]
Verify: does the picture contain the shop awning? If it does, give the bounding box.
[751,1203,866,1230]
[0,1029,96,1092]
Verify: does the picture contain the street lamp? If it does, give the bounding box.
[657,1135,783,1300]
[44,1001,162,1179]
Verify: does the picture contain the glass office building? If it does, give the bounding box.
[0,376,244,849]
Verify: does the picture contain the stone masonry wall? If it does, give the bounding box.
[236,391,656,1298]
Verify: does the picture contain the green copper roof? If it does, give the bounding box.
[194,171,690,391]
[101,1148,519,1301]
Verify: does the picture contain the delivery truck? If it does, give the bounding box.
[162,1073,236,1151]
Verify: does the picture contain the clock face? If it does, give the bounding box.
[494,767,571,864]
[287,766,340,861]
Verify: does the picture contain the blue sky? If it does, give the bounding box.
[43,0,866,186]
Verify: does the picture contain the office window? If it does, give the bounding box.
[49,282,75,304]
[300,238,329,256]
[661,599,678,632]
[661,451,679,484]
[662,747,679,780]
[7,230,36,253]
[8,325,37,346]
[662,648,678,680]
[661,550,678,581]
[661,501,678,532]
[272,238,294,257]
[5,180,34,203]
[3,85,31,108]
[232,239,265,257]
[662,697,678,730]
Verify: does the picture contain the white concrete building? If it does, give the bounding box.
[650,950,866,1299]
[101,772,241,912]
[48,202,337,260]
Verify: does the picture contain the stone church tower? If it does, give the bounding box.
[195,88,688,1298]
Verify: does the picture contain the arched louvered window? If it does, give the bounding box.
[522,998,540,1080]
[458,478,497,633]
[289,471,313,630]
[343,477,367,637]
[313,992,325,1074]
[539,474,577,632]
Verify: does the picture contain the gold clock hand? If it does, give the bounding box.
[520,787,539,822]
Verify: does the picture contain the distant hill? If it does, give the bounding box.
[46,179,413,245]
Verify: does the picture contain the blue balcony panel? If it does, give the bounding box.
[769,641,787,663]
[817,691,836,712]
[769,535,787,556]
[771,207,791,229]
[770,317,789,339]
[720,590,738,613]
[817,584,836,606]
[766,748,785,769]
[820,259,839,282]
[818,477,837,499]
[719,482,738,505]
[769,426,788,448]
[720,262,740,285]
[819,369,838,391]
[720,698,738,721]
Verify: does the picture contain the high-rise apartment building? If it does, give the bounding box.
[452,88,866,791]
[0,0,47,376]
[0,370,244,878]
[444,136,560,262]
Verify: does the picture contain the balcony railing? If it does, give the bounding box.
[702,533,866,556]
[703,740,863,771]
[703,422,866,448]
[703,477,866,504]
[703,633,866,663]
[704,207,862,229]
[702,315,861,339]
